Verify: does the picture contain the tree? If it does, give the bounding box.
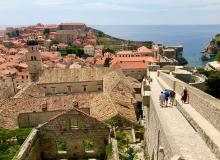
[205,71,220,98]
[103,47,115,53]
[122,147,138,160]
[66,47,84,57]
[51,39,60,45]
[103,58,110,67]
[43,28,50,35]
[215,52,220,62]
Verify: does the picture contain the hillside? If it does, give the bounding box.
[90,27,153,51]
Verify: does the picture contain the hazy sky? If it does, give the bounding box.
[1,0,220,25]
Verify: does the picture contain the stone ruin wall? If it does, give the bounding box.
[14,129,42,160]
[38,112,110,159]
[18,110,64,128]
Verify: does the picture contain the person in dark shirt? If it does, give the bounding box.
[181,87,188,103]
[170,90,176,106]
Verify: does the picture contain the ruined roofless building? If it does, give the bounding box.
[26,39,43,82]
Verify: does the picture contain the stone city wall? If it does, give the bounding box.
[14,129,41,160]
[158,71,220,132]
[146,96,175,160]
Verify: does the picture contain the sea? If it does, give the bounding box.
[1,25,220,67]
[92,25,220,67]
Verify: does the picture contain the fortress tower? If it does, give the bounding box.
[26,39,42,82]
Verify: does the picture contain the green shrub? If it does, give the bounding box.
[215,52,220,61]
[0,128,31,159]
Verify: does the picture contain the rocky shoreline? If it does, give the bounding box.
[201,34,220,60]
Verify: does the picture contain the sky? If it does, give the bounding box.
[1,0,220,25]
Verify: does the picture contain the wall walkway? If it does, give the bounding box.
[144,71,218,160]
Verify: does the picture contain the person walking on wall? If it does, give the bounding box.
[181,87,188,104]
[164,89,170,107]
[170,90,176,106]
[159,91,165,107]
[148,77,153,85]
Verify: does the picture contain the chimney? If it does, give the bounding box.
[130,98,133,104]
[72,100,79,108]
[42,103,48,112]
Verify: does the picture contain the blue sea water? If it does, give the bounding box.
[92,25,220,67]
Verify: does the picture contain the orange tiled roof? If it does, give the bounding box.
[137,46,153,53]
[111,56,158,64]
[111,61,147,69]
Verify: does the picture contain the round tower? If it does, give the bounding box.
[26,39,42,82]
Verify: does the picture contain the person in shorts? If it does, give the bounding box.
[164,89,170,107]
[159,91,165,107]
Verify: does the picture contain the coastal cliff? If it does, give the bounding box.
[202,34,220,59]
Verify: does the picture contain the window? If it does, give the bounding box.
[97,85,102,91]
[22,75,24,79]
[31,56,34,61]
[84,139,94,153]
[69,118,78,129]
[83,85,87,92]
[33,56,37,61]
[56,140,67,154]
[67,86,72,93]
[51,87,56,94]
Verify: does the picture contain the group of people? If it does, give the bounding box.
[159,87,189,107]
[159,89,176,107]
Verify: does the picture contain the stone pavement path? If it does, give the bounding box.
[145,72,217,160]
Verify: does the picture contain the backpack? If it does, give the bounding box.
[164,91,170,98]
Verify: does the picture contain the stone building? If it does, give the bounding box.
[84,45,95,56]
[15,107,111,160]
[56,23,86,45]
[58,23,86,30]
